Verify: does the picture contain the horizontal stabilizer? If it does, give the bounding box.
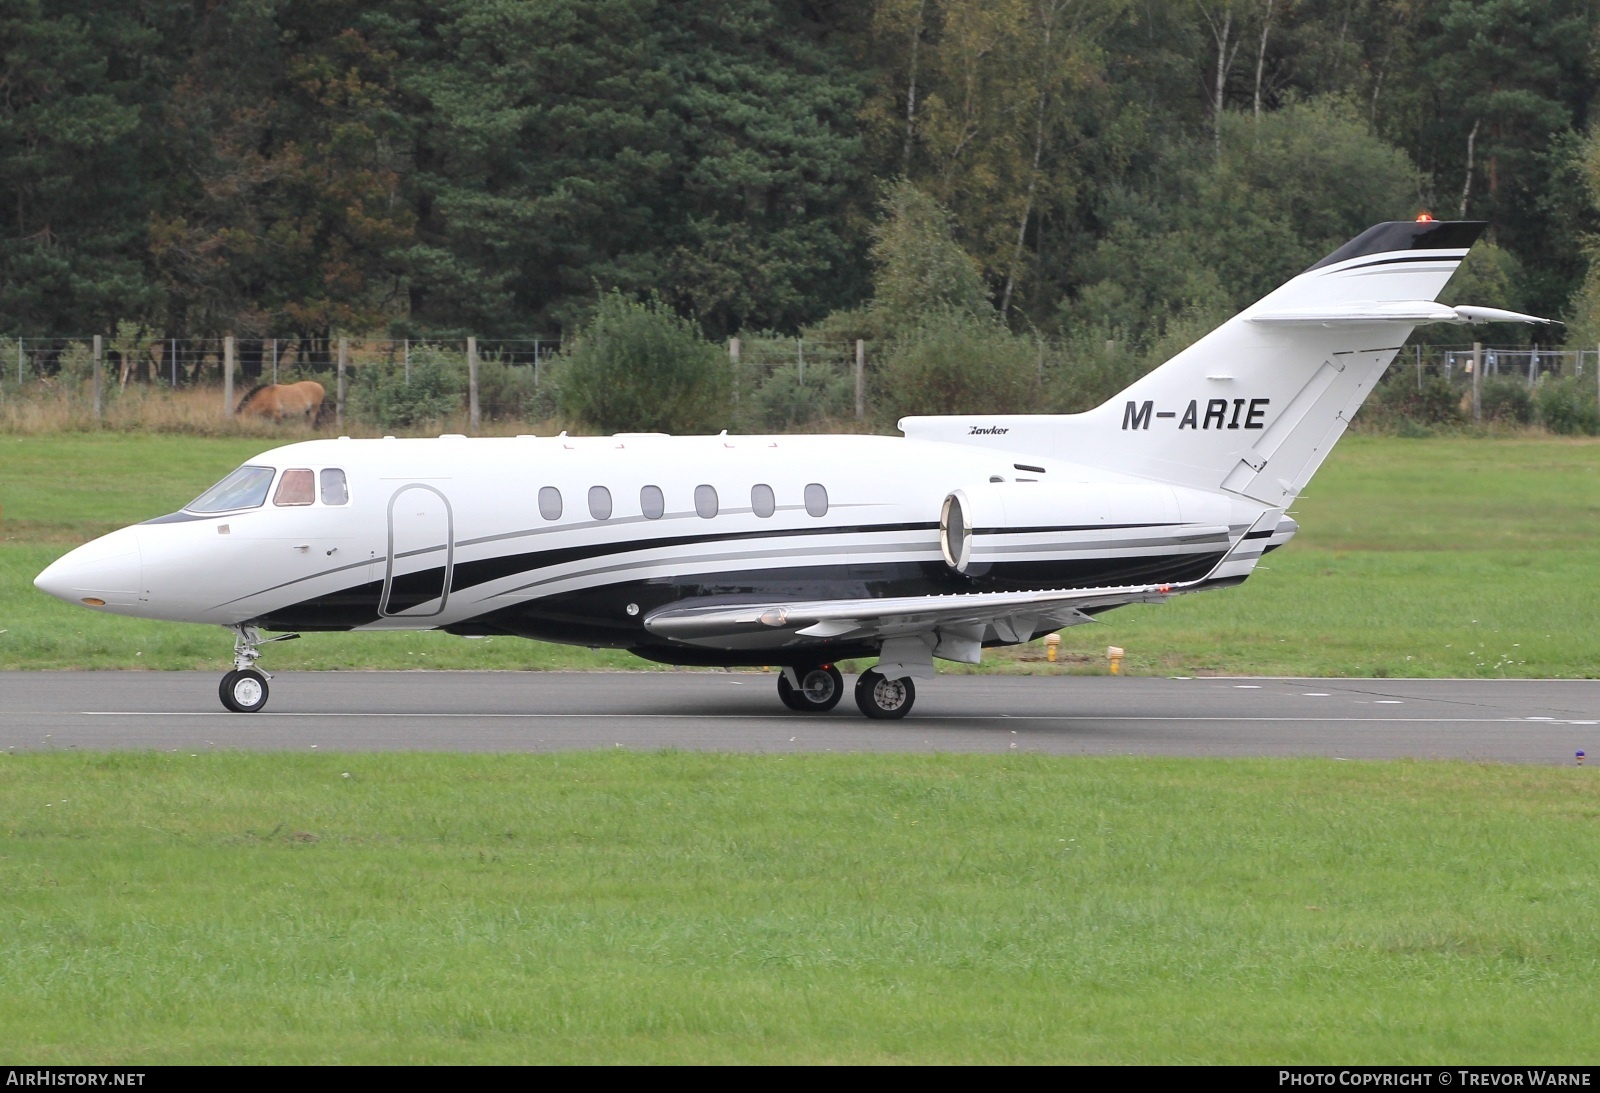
[1250,302,1557,326]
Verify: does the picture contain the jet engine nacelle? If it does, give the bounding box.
[939,480,1233,575]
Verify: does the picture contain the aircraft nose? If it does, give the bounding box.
[34,526,144,607]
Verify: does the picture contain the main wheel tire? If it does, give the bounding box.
[855,669,915,720]
[219,668,269,713]
[777,664,844,713]
[777,673,804,711]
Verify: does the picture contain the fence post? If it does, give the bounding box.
[467,336,480,433]
[1415,344,1422,391]
[222,335,235,416]
[16,337,22,386]
[404,339,410,385]
[170,338,177,387]
[336,337,348,430]
[93,335,104,421]
[855,339,865,421]
[729,337,740,411]
[270,338,278,385]
[1471,341,1482,426]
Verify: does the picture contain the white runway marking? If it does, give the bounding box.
[4,673,1586,762]
[83,711,1589,724]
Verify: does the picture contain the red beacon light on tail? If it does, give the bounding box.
[1415,212,1435,222]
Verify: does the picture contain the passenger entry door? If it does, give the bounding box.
[381,485,453,617]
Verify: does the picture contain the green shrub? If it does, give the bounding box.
[1041,330,1151,413]
[873,310,1040,423]
[556,292,729,433]
[1479,376,1534,425]
[473,356,550,422]
[1360,374,1464,430]
[868,181,992,336]
[1535,375,1600,435]
[744,359,856,431]
[352,344,463,428]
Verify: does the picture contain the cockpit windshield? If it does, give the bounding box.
[185,465,276,513]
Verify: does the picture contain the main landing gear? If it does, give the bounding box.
[777,664,844,712]
[775,664,917,719]
[219,624,298,713]
[854,669,915,720]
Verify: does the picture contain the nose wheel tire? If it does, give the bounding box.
[219,668,269,713]
[777,664,844,712]
[855,669,914,719]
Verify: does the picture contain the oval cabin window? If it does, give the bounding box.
[804,483,828,517]
[640,485,665,520]
[751,484,775,518]
[695,484,718,519]
[588,486,613,520]
[538,486,562,521]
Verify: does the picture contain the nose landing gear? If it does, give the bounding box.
[218,624,298,713]
[220,667,269,713]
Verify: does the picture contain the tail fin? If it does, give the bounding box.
[902,220,1551,506]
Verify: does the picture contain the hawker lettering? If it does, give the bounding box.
[1122,401,1153,430]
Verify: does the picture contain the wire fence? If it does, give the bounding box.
[3,332,1597,431]
[0,335,562,389]
[0,333,872,429]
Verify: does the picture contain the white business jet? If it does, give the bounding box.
[36,218,1549,717]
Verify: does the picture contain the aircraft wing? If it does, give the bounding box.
[644,511,1289,665]
[643,581,1174,649]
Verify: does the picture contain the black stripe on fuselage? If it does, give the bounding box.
[250,548,1226,646]
[218,517,1208,614]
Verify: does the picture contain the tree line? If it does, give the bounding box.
[4,0,1600,360]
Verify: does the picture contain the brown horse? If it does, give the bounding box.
[236,380,325,425]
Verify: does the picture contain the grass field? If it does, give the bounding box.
[3,432,1598,675]
[4,433,1598,1064]
[1,751,1596,1064]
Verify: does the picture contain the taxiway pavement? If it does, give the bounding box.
[1,671,1595,763]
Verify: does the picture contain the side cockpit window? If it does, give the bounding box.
[273,468,315,507]
[185,465,276,513]
[320,468,349,506]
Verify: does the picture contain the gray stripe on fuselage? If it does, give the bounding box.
[482,534,1224,602]
[491,540,942,598]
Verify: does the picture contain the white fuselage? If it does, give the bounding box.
[35,431,1276,664]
